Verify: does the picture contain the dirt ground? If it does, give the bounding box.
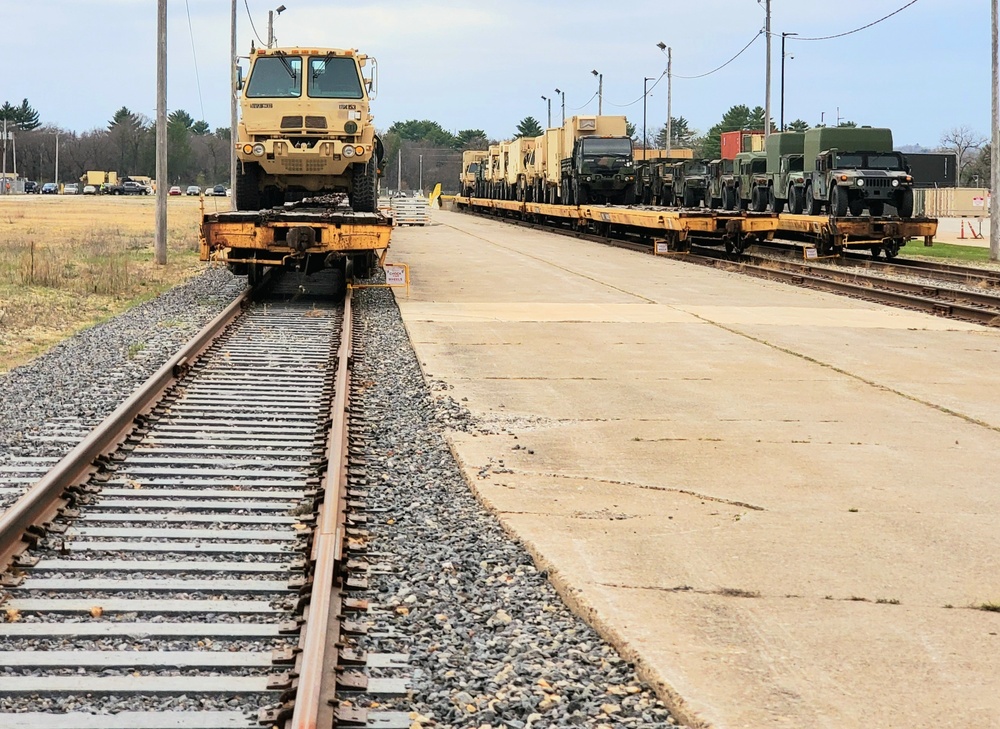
[0,194,221,371]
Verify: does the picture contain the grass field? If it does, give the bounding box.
[900,241,998,263]
[0,194,230,372]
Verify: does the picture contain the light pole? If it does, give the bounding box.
[54,132,59,188]
[780,32,797,131]
[554,88,565,126]
[418,154,423,194]
[991,0,998,261]
[591,70,603,115]
[541,95,551,128]
[230,0,237,210]
[657,42,672,152]
[764,0,772,139]
[643,77,653,161]
[267,4,286,48]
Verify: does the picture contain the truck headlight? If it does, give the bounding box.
[252,143,265,157]
[343,145,356,158]
[891,179,900,187]
[856,178,865,187]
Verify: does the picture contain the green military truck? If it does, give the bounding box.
[764,132,806,213]
[734,151,769,211]
[708,158,736,209]
[799,127,914,217]
[671,159,711,207]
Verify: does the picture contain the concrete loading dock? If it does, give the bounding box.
[389,209,1000,728]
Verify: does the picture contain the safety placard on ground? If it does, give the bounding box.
[654,240,671,255]
[804,247,819,259]
[384,263,409,287]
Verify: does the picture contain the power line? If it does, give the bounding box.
[674,29,763,79]
[184,0,206,122]
[569,92,598,111]
[244,0,265,45]
[793,0,920,42]
[606,71,665,109]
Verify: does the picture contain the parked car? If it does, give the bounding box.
[185,185,200,196]
[83,185,98,195]
[63,183,79,195]
[168,186,182,196]
[122,181,148,195]
[41,182,58,194]
[24,181,38,194]
[210,184,227,196]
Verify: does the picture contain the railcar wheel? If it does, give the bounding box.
[870,245,883,258]
[884,240,901,259]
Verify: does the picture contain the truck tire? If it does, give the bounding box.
[896,189,914,218]
[751,186,767,212]
[769,187,785,214]
[848,197,865,216]
[235,163,261,211]
[684,187,697,208]
[788,184,804,214]
[868,201,885,217]
[804,185,822,215]
[830,186,848,217]
[350,157,378,213]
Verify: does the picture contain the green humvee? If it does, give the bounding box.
[671,159,711,208]
[764,132,806,213]
[800,127,914,217]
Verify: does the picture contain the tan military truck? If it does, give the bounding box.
[558,115,635,206]
[506,136,536,201]
[236,46,382,212]
[460,150,487,197]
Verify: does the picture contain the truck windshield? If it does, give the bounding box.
[687,163,707,175]
[467,163,481,174]
[308,57,364,99]
[835,153,864,168]
[246,56,302,98]
[867,154,903,170]
[581,138,632,156]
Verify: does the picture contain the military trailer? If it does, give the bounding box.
[539,127,564,204]
[764,132,805,213]
[460,150,487,197]
[733,152,768,211]
[801,127,914,217]
[235,46,382,212]
[671,159,711,207]
[558,115,635,206]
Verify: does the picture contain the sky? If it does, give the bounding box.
[1,0,996,150]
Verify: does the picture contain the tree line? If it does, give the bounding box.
[2,97,990,192]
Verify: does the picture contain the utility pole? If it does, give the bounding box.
[657,42,673,152]
[555,88,565,126]
[764,0,772,139]
[267,5,286,49]
[54,133,59,188]
[592,70,603,115]
[643,77,653,161]
[991,0,998,261]
[155,0,167,265]
[541,95,551,128]
[397,148,402,192]
[2,119,7,195]
[419,154,423,194]
[230,0,238,211]
[780,32,797,131]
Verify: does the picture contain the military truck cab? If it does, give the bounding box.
[461,150,487,197]
[235,46,381,212]
[734,152,768,212]
[802,127,914,218]
[708,159,736,210]
[671,159,710,208]
[564,136,635,205]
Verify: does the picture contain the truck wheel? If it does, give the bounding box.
[896,189,914,218]
[623,186,636,205]
[804,185,821,215]
[235,162,261,211]
[788,185,804,214]
[830,186,848,217]
[869,201,885,217]
[683,187,696,208]
[848,197,865,217]
[769,188,785,214]
[350,157,378,213]
[751,186,768,212]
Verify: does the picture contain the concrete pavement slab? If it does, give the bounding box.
[389,210,1000,728]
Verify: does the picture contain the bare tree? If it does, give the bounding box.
[939,125,987,184]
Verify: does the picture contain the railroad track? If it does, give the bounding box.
[0,275,410,729]
[460,207,1000,328]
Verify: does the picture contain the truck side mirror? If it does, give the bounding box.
[236,64,245,91]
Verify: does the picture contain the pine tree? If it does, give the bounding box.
[514,117,543,139]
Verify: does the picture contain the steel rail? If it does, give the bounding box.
[291,288,353,729]
[0,289,253,574]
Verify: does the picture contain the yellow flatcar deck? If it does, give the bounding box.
[777,214,937,251]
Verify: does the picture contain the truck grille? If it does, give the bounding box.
[283,159,304,171]
[861,177,892,188]
[305,116,327,129]
[280,116,303,129]
[305,160,326,172]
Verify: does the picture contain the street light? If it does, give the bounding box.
[267,4,286,48]
[780,32,798,131]
[591,70,603,115]
[642,77,653,161]
[541,95,551,128]
[554,88,565,126]
[657,42,672,152]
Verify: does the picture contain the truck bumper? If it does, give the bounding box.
[238,139,373,177]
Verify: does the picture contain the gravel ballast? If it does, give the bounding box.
[352,287,683,729]
[0,268,244,509]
